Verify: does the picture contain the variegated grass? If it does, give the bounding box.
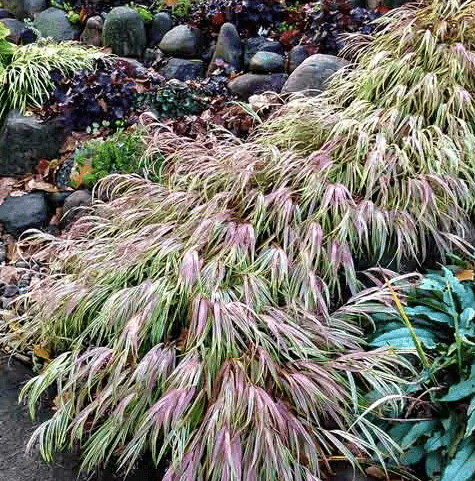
[4,0,475,478]
[0,38,107,119]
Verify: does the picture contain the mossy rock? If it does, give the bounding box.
[102,6,146,57]
[33,7,79,40]
[207,22,242,76]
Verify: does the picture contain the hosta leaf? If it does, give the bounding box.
[419,275,448,291]
[370,327,437,349]
[426,450,442,478]
[388,422,413,444]
[400,445,425,465]
[440,364,475,402]
[440,438,475,481]
[445,270,475,310]
[460,308,475,337]
[465,396,475,438]
[405,306,453,325]
[425,431,445,452]
[401,420,438,449]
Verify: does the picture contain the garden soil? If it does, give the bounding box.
[0,356,158,481]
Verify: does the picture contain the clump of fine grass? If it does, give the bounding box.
[9,175,413,479]
[4,0,475,479]
[258,0,475,273]
[0,38,106,119]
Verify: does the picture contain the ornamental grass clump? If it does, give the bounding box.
[261,0,475,272]
[5,0,475,478]
[0,37,106,120]
[9,173,412,479]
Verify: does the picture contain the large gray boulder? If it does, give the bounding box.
[244,36,284,68]
[23,0,46,18]
[34,7,79,41]
[149,12,172,45]
[228,73,288,100]
[249,51,284,73]
[282,54,349,95]
[7,0,46,20]
[0,18,35,44]
[0,192,49,236]
[207,22,242,76]
[161,58,204,81]
[159,25,201,58]
[102,7,146,57]
[80,15,103,47]
[287,45,309,73]
[0,111,66,177]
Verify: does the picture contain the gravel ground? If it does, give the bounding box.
[0,355,158,481]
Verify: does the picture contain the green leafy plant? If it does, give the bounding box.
[160,0,192,19]
[279,21,296,33]
[50,0,81,24]
[370,268,475,480]
[66,10,81,24]
[129,2,154,22]
[0,23,17,71]
[133,81,209,118]
[70,129,159,188]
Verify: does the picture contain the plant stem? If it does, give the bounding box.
[385,279,436,384]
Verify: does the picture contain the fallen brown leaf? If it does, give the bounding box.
[25,179,58,193]
[33,344,50,360]
[70,161,93,188]
[0,177,17,203]
[456,269,474,281]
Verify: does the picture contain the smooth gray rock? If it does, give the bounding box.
[159,25,201,58]
[34,7,79,41]
[161,58,204,81]
[115,57,147,77]
[6,0,22,19]
[228,73,288,100]
[143,47,164,66]
[0,18,35,44]
[61,189,92,227]
[0,111,66,177]
[288,45,309,73]
[149,11,172,45]
[0,192,49,236]
[102,7,146,57]
[23,0,46,18]
[80,15,103,47]
[282,54,349,95]
[207,22,242,76]
[244,36,284,68]
[249,51,284,73]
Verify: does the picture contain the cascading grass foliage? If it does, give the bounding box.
[262,0,475,273]
[5,0,475,478]
[9,173,412,479]
[0,38,106,120]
